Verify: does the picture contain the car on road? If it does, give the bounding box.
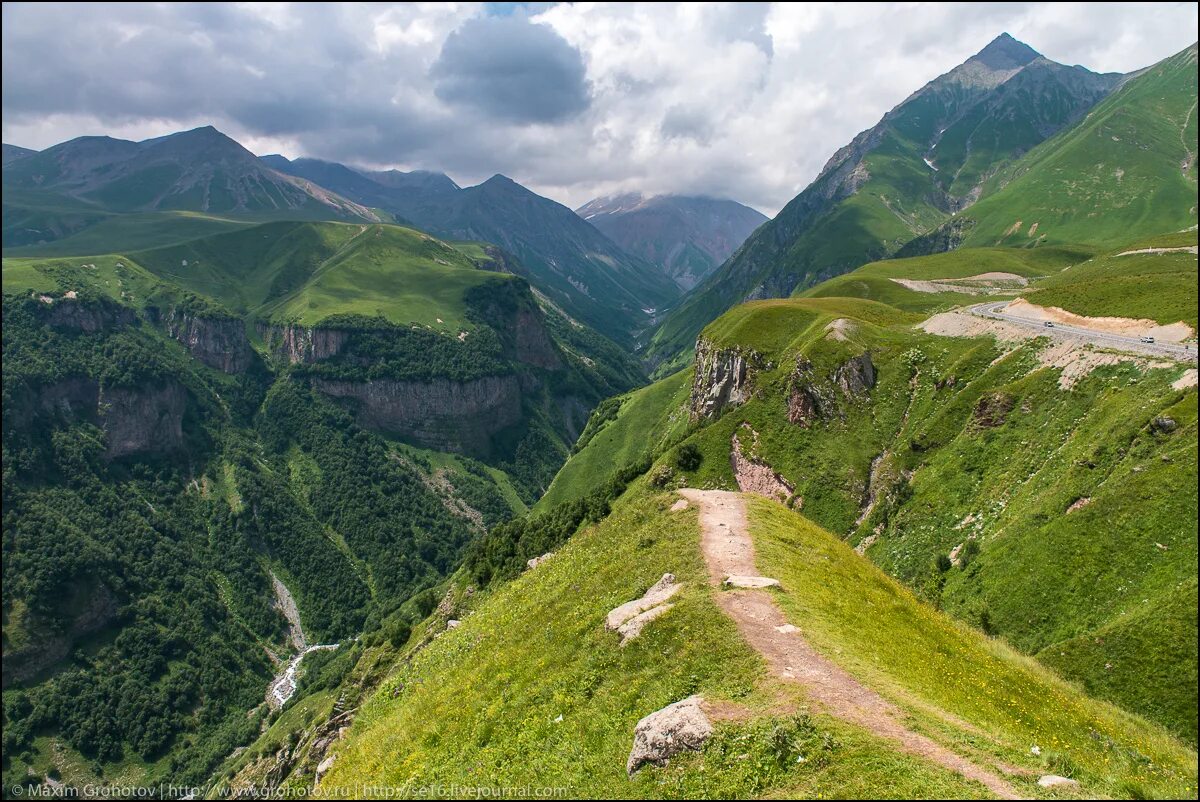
[1140,335,1156,344]
[1043,321,1055,328]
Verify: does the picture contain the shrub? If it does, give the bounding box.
[675,443,703,471]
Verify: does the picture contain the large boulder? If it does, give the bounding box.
[626,696,713,775]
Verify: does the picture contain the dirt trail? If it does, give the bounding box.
[678,489,1022,800]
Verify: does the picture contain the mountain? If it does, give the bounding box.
[2,143,36,165]
[266,156,681,346]
[577,193,768,290]
[224,269,1198,796]
[1,127,377,250]
[931,41,1199,250]
[646,33,1123,370]
[1,214,647,789]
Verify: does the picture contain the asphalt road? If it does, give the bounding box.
[969,301,1198,363]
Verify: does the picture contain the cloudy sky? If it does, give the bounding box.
[3,2,1196,214]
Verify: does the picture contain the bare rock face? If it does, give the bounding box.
[731,428,795,504]
[690,338,763,421]
[42,298,135,332]
[833,353,876,397]
[311,375,522,454]
[788,353,875,426]
[972,392,1016,429]
[259,323,351,364]
[162,309,253,373]
[514,306,563,370]
[626,696,714,775]
[100,382,187,459]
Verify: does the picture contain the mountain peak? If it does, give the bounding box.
[971,33,1041,71]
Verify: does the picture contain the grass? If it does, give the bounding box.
[313,480,1197,798]
[563,285,1199,742]
[259,225,506,331]
[1025,248,1199,329]
[537,370,693,510]
[751,497,1198,798]
[316,486,1003,798]
[961,44,1199,249]
[801,247,1092,314]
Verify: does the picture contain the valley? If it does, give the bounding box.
[2,14,1196,802]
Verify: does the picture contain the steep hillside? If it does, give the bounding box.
[950,43,1198,250]
[266,156,680,346]
[300,478,1196,799]
[577,193,767,290]
[559,288,1198,743]
[647,33,1122,371]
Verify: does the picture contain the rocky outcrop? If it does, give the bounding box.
[895,216,977,258]
[162,309,253,373]
[100,382,187,459]
[690,338,763,421]
[626,696,714,775]
[2,582,117,687]
[833,353,876,397]
[606,574,682,645]
[972,392,1015,429]
[312,375,522,454]
[731,428,795,504]
[259,323,351,364]
[788,353,875,426]
[514,305,562,370]
[42,297,135,332]
[9,376,185,460]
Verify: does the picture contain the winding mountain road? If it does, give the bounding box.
[969,301,1197,362]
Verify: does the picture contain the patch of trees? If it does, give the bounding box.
[465,459,650,586]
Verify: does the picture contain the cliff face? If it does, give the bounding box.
[788,353,876,426]
[99,382,187,459]
[259,323,352,364]
[514,306,562,370]
[689,338,764,421]
[162,309,254,373]
[42,297,136,332]
[311,375,522,454]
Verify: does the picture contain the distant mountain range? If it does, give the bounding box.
[646,33,1127,368]
[576,193,767,290]
[261,156,683,345]
[2,126,376,220]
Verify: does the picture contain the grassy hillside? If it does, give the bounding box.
[537,370,692,510]
[1026,242,1198,329]
[960,44,1198,249]
[800,247,1090,313]
[316,481,1197,798]
[121,221,506,330]
[557,290,1199,743]
[644,35,1124,373]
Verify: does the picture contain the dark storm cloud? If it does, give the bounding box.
[431,15,590,124]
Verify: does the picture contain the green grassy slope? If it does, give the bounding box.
[316,481,1197,798]
[537,370,692,510]
[800,246,1091,313]
[128,221,510,330]
[959,44,1198,248]
[1025,244,1199,329]
[558,291,1199,742]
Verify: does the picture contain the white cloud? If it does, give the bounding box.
[2,2,1196,214]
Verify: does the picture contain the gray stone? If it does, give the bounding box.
[1037,775,1079,789]
[606,574,682,631]
[626,696,713,775]
[724,575,780,589]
